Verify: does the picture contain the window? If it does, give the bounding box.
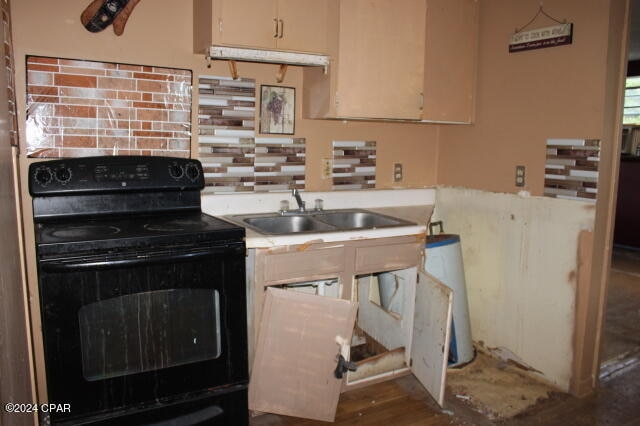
[623,76,640,125]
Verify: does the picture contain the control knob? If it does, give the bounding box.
[168,163,184,180]
[34,167,53,186]
[185,162,201,182]
[55,167,72,183]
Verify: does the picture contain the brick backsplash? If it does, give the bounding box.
[25,56,192,158]
[332,141,377,190]
[197,75,305,193]
[544,138,599,202]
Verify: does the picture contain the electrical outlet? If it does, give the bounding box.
[515,165,525,187]
[394,163,403,182]
[322,158,333,179]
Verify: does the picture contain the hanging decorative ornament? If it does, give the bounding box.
[81,0,142,36]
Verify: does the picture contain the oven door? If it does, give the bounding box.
[37,241,248,423]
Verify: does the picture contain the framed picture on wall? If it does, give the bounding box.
[259,85,295,135]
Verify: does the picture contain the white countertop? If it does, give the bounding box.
[202,189,435,248]
[229,219,428,249]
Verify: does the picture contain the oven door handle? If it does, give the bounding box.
[41,247,238,272]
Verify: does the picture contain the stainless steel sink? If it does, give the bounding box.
[231,209,416,235]
[243,215,336,234]
[313,211,410,229]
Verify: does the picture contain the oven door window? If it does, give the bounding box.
[38,244,248,422]
[78,288,221,381]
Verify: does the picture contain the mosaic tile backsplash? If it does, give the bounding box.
[332,141,376,190]
[198,75,305,192]
[25,56,192,158]
[544,138,600,202]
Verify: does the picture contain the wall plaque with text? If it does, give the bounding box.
[509,23,573,53]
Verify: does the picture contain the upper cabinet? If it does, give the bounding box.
[304,0,426,120]
[303,0,478,123]
[194,0,331,55]
[335,0,426,120]
[275,0,330,53]
[422,0,478,123]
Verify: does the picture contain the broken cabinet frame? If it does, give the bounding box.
[247,235,453,420]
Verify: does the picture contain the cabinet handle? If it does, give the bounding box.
[278,19,284,38]
[273,18,278,38]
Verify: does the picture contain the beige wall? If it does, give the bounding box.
[11,0,439,191]
[436,0,628,395]
[0,8,35,424]
[438,0,612,195]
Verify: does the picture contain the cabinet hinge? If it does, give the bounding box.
[218,18,223,34]
[420,93,424,110]
[335,93,340,108]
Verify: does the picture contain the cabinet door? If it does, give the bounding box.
[410,269,453,407]
[249,288,358,422]
[217,0,278,49]
[276,0,329,53]
[422,0,478,123]
[336,0,426,119]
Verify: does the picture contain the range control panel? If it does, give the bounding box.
[29,156,204,196]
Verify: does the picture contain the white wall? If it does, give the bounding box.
[433,187,595,390]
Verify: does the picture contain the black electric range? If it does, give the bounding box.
[35,211,244,257]
[29,156,249,426]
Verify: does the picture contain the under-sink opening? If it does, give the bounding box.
[346,268,415,386]
[365,271,406,319]
[261,268,416,388]
[347,328,408,385]
[350,327,389,362]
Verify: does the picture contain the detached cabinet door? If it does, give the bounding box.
[410,270,453,407]
[249,288,358,422]
[336,0,426,119]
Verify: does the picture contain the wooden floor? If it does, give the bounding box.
[251,361,640,426]
[507,358,640,425]
[251,375,456,425]
[252,247,640,425]
[602,248,640,363]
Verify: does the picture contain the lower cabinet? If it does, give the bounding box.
[246,236,453,421]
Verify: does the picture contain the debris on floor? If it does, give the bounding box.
[445,351,556,420]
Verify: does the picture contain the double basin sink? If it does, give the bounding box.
[231,209,416,235]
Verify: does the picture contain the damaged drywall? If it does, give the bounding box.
[433,187,595,390]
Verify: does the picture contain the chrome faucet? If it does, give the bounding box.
[292,188,306,212]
